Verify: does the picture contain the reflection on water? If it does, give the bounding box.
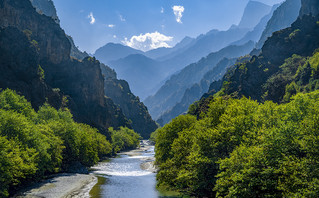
[91,146,168,198]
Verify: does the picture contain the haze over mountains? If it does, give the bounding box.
[94,1,274,100]
[92,0,301,125]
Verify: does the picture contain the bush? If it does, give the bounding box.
[0,89,112,197]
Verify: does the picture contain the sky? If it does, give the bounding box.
[52,0,284,53]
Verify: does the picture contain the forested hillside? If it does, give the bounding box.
[153,0,319,197]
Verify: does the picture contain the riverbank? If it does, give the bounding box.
[13,141,155,198]
[13,173,97,198]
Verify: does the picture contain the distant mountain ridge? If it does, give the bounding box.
[238,1,272,29]
[256,0,301,49]
[94,0,272,100]
[144,41,255,120]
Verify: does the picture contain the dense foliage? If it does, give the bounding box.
[0,89,140,197]
[154,90,319,197]
[109,126,141,153]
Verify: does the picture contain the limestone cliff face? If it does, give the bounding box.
[0,0,70,64]
[0,26,63,109]
[0,0,129,136]
[299,0,319,17]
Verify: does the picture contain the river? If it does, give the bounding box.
[90,142,178,198]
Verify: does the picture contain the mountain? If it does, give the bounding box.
[144,41,255,120]
[231,3,280,46]
[154,1,319,196]
[0,0,134,137]
[94,43,144,64]
[214,5,319,104]
[95,0,271,100]
[157,58,236,125]
[149,0,297,123]
[145,36,195,60]
[256,0,301,49]
[238,1,272,29]
[7,0,158,139]
[109,54,164,100]
[101,65,158,138]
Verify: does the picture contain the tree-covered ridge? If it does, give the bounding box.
[0,89,140,197]
[154,90,319,197]
[219,15,319,102]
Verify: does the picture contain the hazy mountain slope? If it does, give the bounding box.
[145,41,255,120]
[144,36,195,60]
[94,0,272,101]
[156,0,272,78]
[256,0,301,49]
[109,54,163,99]
[231,3,279,46]
[238,1,271,29]
[94,43,144,64]
[157,58,236,125]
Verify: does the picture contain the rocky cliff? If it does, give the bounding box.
[0,0,129,136]
[102,69,158,138]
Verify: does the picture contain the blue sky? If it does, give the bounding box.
[52,0,284,53]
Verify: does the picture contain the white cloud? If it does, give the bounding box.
[113,35,117,38]
[108,24,115,28]
[88,12,95,24]
[172,5,184,23]
[161,7,164,14]
[119,14,126,22]
[122,31,173,51]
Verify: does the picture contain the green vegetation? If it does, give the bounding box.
[109,126,141,153]
[0,89,139,197]
[37,65,45,80]
[153,90,319,197]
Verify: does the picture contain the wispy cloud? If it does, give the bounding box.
[122,31,173,51]
[108,24,115,28]
[88,12,95,24]
[119,14,126,22]
[113,35,117,38]
[172,5,184,23]
[161,7,164,14]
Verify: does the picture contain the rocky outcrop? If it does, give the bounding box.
[0,0,129,136]
[101,64,158,138]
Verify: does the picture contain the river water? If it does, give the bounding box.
[90,144,173,198]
